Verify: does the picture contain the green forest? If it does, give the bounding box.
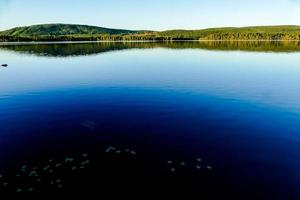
[1,24,300,42]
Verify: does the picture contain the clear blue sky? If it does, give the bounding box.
[0,0,299,31]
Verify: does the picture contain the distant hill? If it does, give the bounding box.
[0,24,300,41]
[0,24,144,37]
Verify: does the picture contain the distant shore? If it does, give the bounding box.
[1,40,300,45]
[1,24,300,42]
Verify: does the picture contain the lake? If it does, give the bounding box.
[0,41,300,198]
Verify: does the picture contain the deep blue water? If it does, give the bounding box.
[0,42,300,197]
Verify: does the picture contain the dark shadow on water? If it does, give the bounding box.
[0,88,300,198]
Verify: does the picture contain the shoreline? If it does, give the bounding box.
[0,40,300,45]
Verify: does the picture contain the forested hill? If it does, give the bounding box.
[0,24,144,36]
[0,24,300,41]
[158,26,300,40]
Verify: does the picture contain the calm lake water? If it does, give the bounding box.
[0,41,300,198]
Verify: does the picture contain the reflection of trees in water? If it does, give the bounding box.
[0,41,300,57]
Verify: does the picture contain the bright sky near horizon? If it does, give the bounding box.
[0,0,300,31]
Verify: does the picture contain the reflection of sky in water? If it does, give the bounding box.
[1,48,300,112]
[1,45,300,198]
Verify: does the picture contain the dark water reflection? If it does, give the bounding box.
[0,42,300,198]
[1,40,300,57]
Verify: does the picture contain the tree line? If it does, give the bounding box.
[1,32,300,42]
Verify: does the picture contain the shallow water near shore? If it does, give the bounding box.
[0,41,300,198]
